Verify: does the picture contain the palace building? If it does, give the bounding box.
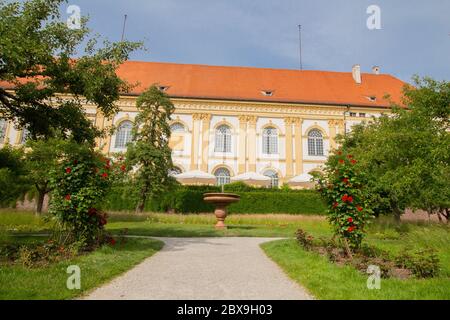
[0,61,405,187]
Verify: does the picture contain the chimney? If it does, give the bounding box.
[352,64,361,84]
[372,66,380,75]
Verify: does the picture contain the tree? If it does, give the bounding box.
[340,77,450,222]
[126,86,175,213]
[24,138,66,214]
[0,0,142,143]
[0,145,30,206]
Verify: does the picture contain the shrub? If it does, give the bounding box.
[229,191,325,214]
[49,143,124,246]
[102,184,327,214]
[295,229,314,251]
[395,249,440,278]
[0,146,31,207]
[315,150,373,251]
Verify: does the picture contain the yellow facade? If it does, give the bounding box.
[0,91,387,186]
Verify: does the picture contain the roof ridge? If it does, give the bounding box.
[121,60,396,77]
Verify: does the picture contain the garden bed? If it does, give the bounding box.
[0,235,163,299]
[295,228,440,280]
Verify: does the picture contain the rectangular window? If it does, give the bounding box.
[349,112,357,117]
[308,137,324,156]
[214,133,223,152]
[215,134,231,152]
[316,139,324,155]
[263,136,277,154]
[20,128,30,144]
[224,135,231,152]
[0,119,6,143]
[308,139,315,155]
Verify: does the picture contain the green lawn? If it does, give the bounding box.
[261,221,450,300]
[1,210,449,300]
[0,236,163,300]
[0,211,330,238]
[262,239,450,300]
[0,210,53,234]
[106,212,331,238]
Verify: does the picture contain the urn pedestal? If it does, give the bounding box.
[203,193,240,229]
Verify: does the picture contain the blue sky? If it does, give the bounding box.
[64,0,449,82]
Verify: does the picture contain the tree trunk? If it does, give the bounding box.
[35,187,46,215]
[342,238,353,260]
[135,184,149,213]
[440,208,449,224]
[392,207,402,223]
[436,211,443,223]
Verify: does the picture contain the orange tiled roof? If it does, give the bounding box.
[1,60,406,108]
[116,61,406,108]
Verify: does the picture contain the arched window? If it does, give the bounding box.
[215,125,231,152]
[264,169,279,188]
[308,129,324,156]
[170,122,185,133]
[214,167,230,186]
[168,166,182,176]
[0,119,7,143]
[115,121,133,149]
[20,128,30,144]
[262,127,278,154]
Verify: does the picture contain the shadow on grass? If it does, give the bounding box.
[107,222,297,238]
[112,237,164,252]
[110,226,221,238]
[226,225,256,230]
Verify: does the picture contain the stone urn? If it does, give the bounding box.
[203,193,240,229]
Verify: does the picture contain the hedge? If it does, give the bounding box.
[102,182,327,215]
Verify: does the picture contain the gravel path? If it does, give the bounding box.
[83,237,312,300]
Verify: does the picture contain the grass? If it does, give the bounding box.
[0,210,53,233]
[1,210,449,300]
[106,212,331,238]
[262,239,450,300]
[0,236,163,300]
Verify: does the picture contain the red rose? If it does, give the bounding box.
[347,155,353,159]
[332,202,339,209]
[101,172,108,178]
[351,159,357,164]
[341,194,348,202]
[337,151,342,155]
[109,238,116,246]
[347,217,353,223]
[338,159,345,164]
[347,196,353,203]
[65,194,71,201]
[357,205,363,212]
[65,167,72,174]
[120,165,126,172]
[342,178,349,184]
[347,226,355,232]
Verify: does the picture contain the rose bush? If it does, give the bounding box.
[49,144,125,247]
[314,150,373,254]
